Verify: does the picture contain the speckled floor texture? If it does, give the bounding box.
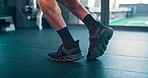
[0,28,148,78]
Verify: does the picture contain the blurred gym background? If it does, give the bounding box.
[0,0,148,31]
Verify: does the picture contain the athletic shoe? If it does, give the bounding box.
[87,25,113,60]
[48,40,83,62]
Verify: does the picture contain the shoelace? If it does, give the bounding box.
[55,44,64,57]
[89,38,97,51]
[89,37,105,52]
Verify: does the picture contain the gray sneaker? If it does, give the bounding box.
[48,40,83,62]
[87,26,113,60]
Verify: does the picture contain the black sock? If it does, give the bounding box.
[83,14,103,35]
[57,27,75,49]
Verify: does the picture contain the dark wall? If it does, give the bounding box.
[0,0,38,28]
[16,0,29,28]
[120,4,148,16]
[0,0,16,25]
[0,7,16,25]
[7,0,16,6]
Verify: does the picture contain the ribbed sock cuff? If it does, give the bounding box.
[57,27,75,49]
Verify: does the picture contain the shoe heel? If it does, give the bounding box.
[107,27,113,40]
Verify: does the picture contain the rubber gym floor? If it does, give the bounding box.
[0,28,148,78]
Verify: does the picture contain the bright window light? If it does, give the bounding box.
[87,0,96,7]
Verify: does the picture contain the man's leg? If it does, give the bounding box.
[38,0,83,61]
[56,0,101,34]
[38,0,66,30]
[56,0,88,20]
[57,0,113,60]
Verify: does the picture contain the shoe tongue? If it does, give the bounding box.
[63,40,79,50]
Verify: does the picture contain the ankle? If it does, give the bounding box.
[64,40,79,49]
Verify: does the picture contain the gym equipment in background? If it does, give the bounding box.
[22,0,43,30]
[0,16,15,32]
